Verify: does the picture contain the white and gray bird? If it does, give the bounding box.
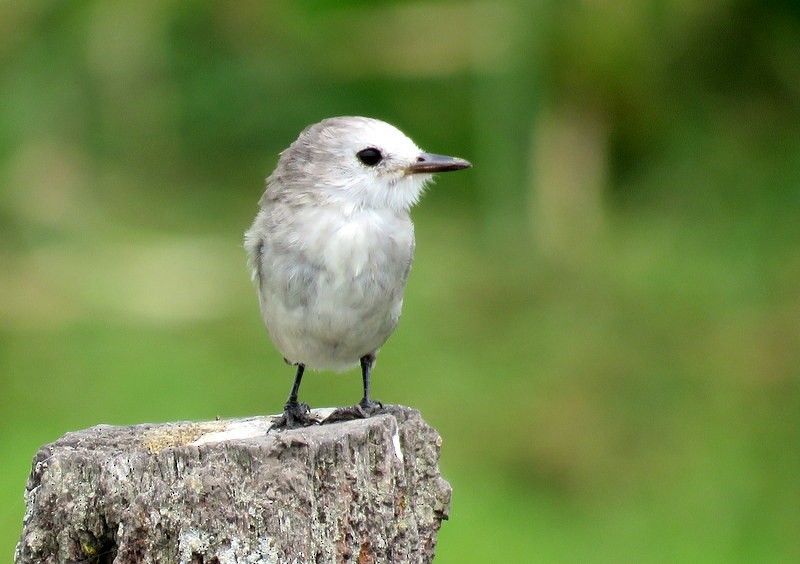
[244,116,471,427]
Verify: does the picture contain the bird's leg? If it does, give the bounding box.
[274,364,317,429]
[358,353,383,412]
[323,354,384,424]
[287,362,305,406]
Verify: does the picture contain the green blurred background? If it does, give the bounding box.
[2,1,799,561]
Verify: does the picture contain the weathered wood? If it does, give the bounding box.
[15,406,451,563]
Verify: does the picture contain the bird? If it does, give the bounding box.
[244,116,471,427]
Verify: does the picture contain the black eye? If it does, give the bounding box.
[356,148,383,167]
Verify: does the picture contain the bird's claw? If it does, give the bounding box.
[359,398,384,412]
[323,399,385,424]
[273,401,319,430]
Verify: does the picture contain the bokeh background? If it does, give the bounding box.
[2,1,799,561]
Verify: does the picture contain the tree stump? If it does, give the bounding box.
[15,406,451,563]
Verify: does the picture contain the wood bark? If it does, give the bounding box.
[15,406,451,563]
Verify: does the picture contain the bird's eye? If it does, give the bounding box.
[356,148,383,167]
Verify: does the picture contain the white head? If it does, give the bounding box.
[262,116,471,213]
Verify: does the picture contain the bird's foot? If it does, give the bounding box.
[323,399,385,424]
[273,401,319,430]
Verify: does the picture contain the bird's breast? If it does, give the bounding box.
[312,209,414,280]
[250,206,415,369]
[333,222,398,277]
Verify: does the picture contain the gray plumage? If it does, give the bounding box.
[244,116,470,419]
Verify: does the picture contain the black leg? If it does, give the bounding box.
[324,354,383,424]
[274,363,317,429]
[287,364,305,406]
[359,354,382,411]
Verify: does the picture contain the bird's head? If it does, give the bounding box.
[264,116,471,213]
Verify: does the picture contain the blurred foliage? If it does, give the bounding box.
[2,1,800,561]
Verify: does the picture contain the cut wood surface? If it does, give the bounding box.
[15,405,451,563]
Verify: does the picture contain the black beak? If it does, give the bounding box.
[406,152,472,174]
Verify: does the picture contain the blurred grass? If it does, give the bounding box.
[2,1,800,561]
